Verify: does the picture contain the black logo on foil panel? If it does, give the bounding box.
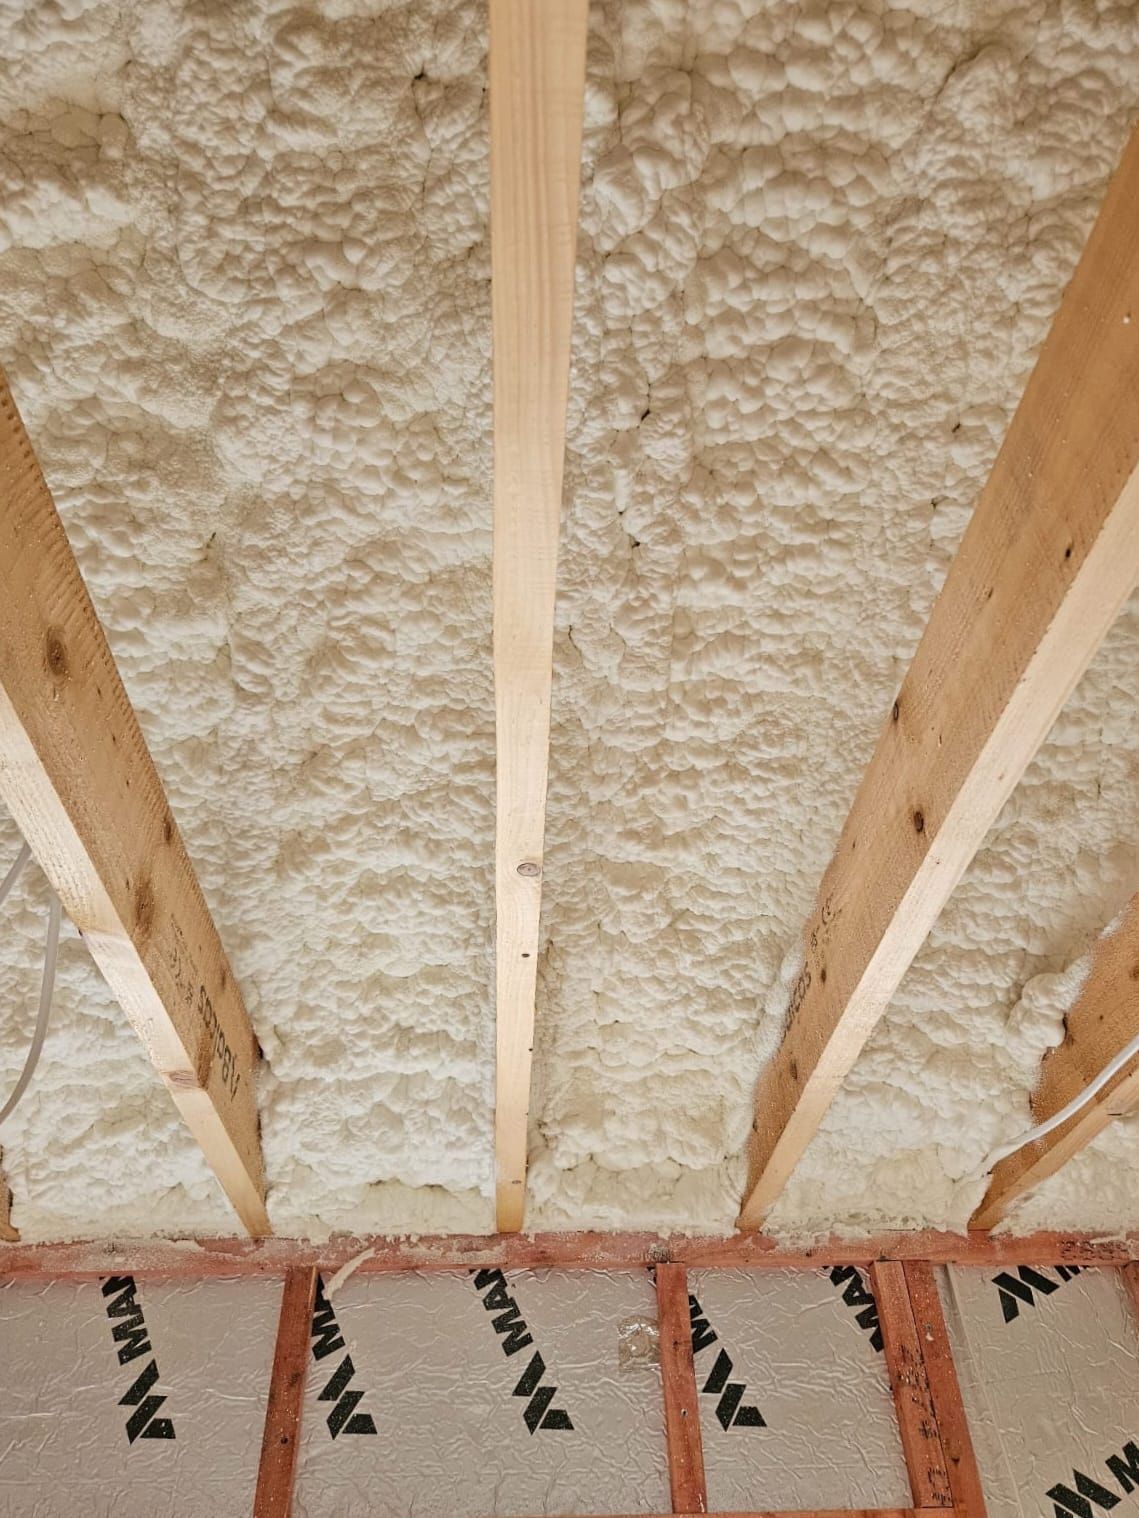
[101,1275,175,1443]
[1047,1440,1139,1518]
[687,1293,765,1431]
[311,1276,378,1438]
[472,1268,573,1433]
[992,1265,1082,1323]
[826,1265,883,1351]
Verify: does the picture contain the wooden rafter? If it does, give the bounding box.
[1,1228,1135,1280]
[0,372,269,1236]
[254,1267,316,1517]
[739,119,1139,1229]
[1124,1263,1139,1325]
[871,1262,953,1510]
[971,893,1139,1229]
[0,1149,16,1243]
[656,1262,707,1514]
[902,1263,987,1518]
[490,0,588,1230]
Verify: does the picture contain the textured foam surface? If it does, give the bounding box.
[0,0,1137,1241]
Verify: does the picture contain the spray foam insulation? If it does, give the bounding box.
[941,1264,1139,1518]
[0,0,1139,1241]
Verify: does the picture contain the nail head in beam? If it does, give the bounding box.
[0,371,269,1237]
[971,892,1139,1230]
[656,1262,708,1515]
[254,1266,317,1518]
[490,0,588,1233]
[902,1263,987,1518]
[740,118,1139,1230]
[871,1262,953,1510]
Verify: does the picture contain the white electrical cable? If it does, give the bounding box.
[978,1028,1139,1176]
[0,849,62,1129]
[0,842,29,909]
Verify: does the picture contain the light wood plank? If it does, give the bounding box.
[872,1262,953,1509]
[0,372,269,1236]
[971,894,1139,1229]
[254,1267,316,1518]
[740,120,1139,1229]
[490,0,588,1231]
[1,1228,1136,1280]
[656,1262,707,1515]
[903,1264,987,1518]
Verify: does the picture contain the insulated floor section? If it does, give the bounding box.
[940,1265,1139,1518]
[292,1266,669,1518]
[0,1274,281,1517]
[686,1266,911,1512]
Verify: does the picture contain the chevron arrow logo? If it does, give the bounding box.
[688,1293,765,1431]
[311,1276,377,1438]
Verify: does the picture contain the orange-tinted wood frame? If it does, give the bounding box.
[254,1267,316,1518]
[657,1263,708,1513]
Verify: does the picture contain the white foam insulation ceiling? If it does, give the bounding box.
[0,0,1137,1243]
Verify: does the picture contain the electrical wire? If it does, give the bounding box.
[979,1028,1139,1176]
[0,849,61,1129]
[0,842,29,910]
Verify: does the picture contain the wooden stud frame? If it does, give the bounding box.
[972,892,1139,1229]
[254,1267,317,1518]
[656,1262,708,1514]
[489,0,589,1233]
[0,373,269,1236]
[739,117,1139,1230]
[1,1230,1134,1518]
[0,1226,1134,1280]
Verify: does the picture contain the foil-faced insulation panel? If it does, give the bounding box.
[687,1266,911,1512]
[0,1274,281,1517]
[941,1265,1139,1518]
[292,1266,669,1518]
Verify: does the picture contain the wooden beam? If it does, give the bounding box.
[490,0,588,1232]
[903,1264,986,1518]
[482,1511,949,1518]
[971,895,1139,1229]
[0,1148,16,1243]
[740,120,1139,1229]
[0,1229,1136,1281]
[1123,1263,1139,1328]
[254,1267,316,1518]
[871,1262,953,1510]
[656,1262,707,1515]
[0,372,269,1236]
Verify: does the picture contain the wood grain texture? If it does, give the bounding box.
[1123,1264,1139,1328]
[1,1229,1135,1281]
[656,1262,707,1514]
[254,1268,316,1518]
[739,119,1139,1229]
[972,894,1139,1229]
[872,1263,953,1509]
[0,1149,16,1242]
[0,372,269,1236]
[481,1511,950,1518]
[903,1264,986,1518]
[490,0,589,1232]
